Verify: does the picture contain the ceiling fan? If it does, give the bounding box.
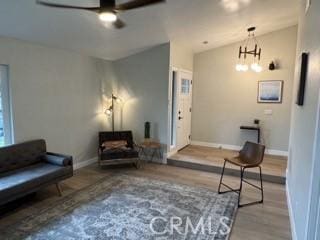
[36,0,166,29]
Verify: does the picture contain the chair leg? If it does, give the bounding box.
[218,164,265,208]
[238,167,264,208]
[158,148,162,160]
[218,160,227,194]
[55,183,62,197]
[150,149,157,162]
[238,167,244,207]
[259,166,264,203]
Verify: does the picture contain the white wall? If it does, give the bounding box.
[287,0,320,239]
[111,43,170,157]
[170,41,194,71]
[0,36,108,166]
[192,26,298,153]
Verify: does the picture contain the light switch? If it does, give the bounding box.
[264,109,273,115]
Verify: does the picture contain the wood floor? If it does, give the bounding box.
[168,145,287,183]
[0,163,291,240]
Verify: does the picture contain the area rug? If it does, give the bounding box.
[1,174,238,240]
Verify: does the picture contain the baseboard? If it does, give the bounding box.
[191,141,288,157]
[266,149,288,157]
[74,157,98,170]
[286,172,298,240]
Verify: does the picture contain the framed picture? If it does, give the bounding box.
[296,52,309,106]
[258,80,283,103]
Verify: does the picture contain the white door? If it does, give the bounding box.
[177,71,193,150]
[0,65,12,147]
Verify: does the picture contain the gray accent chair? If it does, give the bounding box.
[0,139,73,206]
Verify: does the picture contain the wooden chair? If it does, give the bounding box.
[218,141,265,208]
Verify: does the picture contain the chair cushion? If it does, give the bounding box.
[225,156,258,167]
[99,131,134,149]
[0,163,71,201]
[101,148,139,160]
[0,140,46,174]
[102,140,128,150]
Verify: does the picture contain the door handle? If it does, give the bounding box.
[179,116,183,120]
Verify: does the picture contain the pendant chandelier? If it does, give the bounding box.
[236,27,262,72]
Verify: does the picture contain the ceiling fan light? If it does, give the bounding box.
[99,12,117,23]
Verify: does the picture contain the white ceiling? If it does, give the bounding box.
[0,0,300,60]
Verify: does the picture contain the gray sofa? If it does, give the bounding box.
[0,139,73,206]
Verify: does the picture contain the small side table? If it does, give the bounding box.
[138,139,162,162]
[240,125,261,143]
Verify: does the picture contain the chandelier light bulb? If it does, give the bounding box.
[251,63,258,70]
[242,64,248,72]
[251,63,262,72]
[236,64,242,71]
[255,64,263,72]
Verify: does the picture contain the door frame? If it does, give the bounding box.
[167,67,193,157]
[306,88,320,240]
[0,65,13,146]
[167,66,179,158]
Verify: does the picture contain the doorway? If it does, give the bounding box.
[177,70,193,150]
[169,68,193,152]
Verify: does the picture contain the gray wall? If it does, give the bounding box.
[0,36,108,166]
[192,26,297,152]
[287,0,320,239]
[111,44,170,153]
[0,37,171,165]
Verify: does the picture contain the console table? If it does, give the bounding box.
[240,125,261,143]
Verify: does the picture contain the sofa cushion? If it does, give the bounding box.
[0,162,71,202]
[0,140,46,174]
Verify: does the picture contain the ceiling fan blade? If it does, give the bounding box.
[36,0,100,12]
[115,0,165,11]
[113,18,126,29]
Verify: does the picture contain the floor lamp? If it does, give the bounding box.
[105,93,121,132]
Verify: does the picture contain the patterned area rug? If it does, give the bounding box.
[2,174,238,240]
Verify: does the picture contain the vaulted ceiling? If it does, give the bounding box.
[0,0,299,60]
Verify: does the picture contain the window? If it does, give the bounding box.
[181,79,190,94]
[0,65,13,146]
